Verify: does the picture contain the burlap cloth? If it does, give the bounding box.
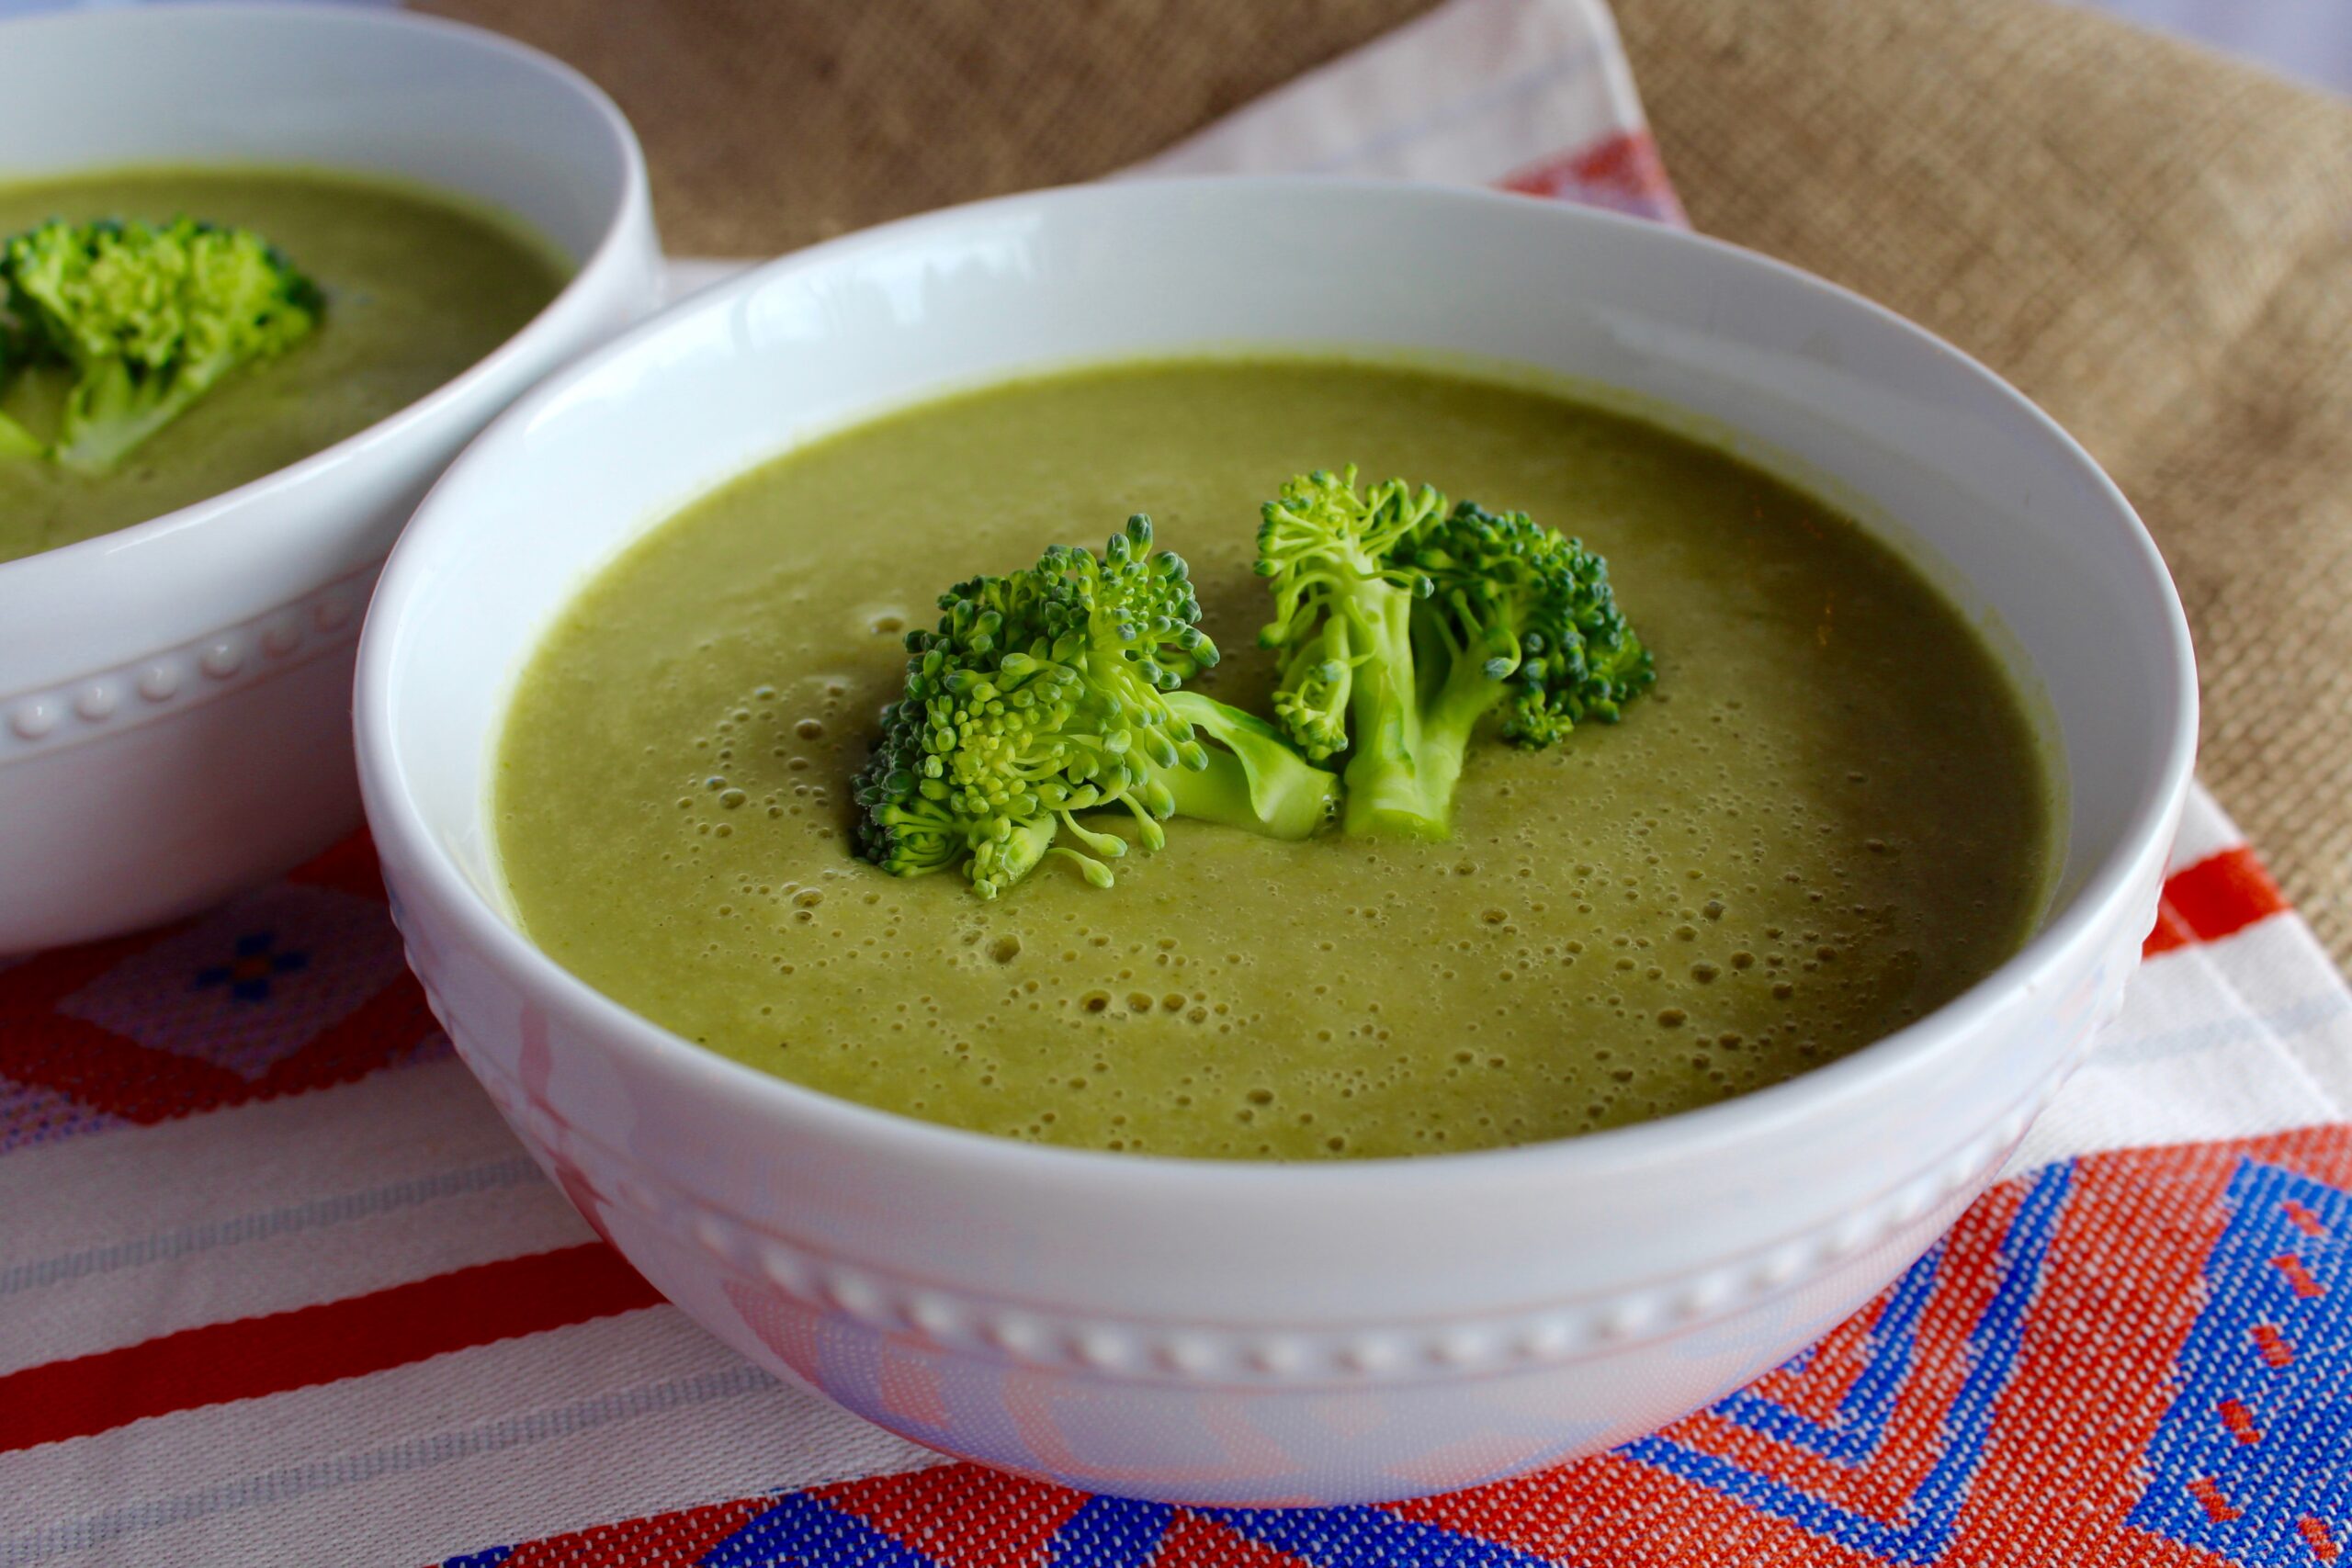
[424,0,2352,968]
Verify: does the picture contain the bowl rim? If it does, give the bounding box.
[0,0,650,597]
[357,174,2200,1197]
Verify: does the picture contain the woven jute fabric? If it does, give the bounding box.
[425,0,2352,965]
[421,0,1440,254]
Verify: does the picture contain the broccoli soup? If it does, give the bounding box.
[0,167,567,562]
[498,362,2052,1160]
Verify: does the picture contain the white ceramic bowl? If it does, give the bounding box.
[0,4,660,952]
[356,178,2196,1506]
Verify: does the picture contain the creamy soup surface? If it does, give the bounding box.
[498,361,2052,1160]
[0,166,567,562]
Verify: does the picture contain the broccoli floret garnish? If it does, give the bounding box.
[848,470,1647,898]
[854,515,1340,898]
[1259,468,1652,840]
[0,218,322,471]
[1399,497,1655,807]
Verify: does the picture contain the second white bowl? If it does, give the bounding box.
[0,4,662,952]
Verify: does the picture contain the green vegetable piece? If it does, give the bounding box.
[1257,467,1652,839]
[854,514,1340,898]
[0,217,322,472]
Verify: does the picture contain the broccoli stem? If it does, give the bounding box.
[1338,581,1449,840]
[1340,592,1521,840]
[1152,738,1336,841]
[51,363,208,474]
[1399,653,1506,836]
[1159,691,1340,840]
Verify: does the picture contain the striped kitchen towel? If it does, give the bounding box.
[6,2,2350,1563]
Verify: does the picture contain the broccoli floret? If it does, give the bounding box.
[1398,498,1655,815]
[854,515,1340,898]
[0,218,322,472]
[1260,468,1652,840]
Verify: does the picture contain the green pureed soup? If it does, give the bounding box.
[498,362,2052,1160]
[0,166,568,562]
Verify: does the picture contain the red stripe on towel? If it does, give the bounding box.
[0,1243,661,1453]
[2145,848,2290,957]
[1498,129,1686,222]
